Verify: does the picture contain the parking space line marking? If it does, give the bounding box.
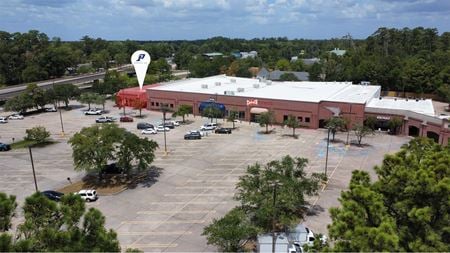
[121,220,205,224]
[125,243,178,248]
[164,193,233,197]
[137,210,215,214]
[120,231,192,235]
[175,186,230,189]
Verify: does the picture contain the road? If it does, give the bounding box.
[0,65,133,101]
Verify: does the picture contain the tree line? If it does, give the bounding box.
[1,27,448,102]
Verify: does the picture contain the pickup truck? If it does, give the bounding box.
[96,116,116,123]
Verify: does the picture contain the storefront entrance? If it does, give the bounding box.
[250,107,268,122]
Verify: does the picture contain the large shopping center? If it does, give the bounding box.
[117,75,449,145]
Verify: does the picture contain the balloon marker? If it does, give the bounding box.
[131,50,151,90]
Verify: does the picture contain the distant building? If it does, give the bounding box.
[202,52,223,59]
[240,51,258,59]
[257,67,309,81]
[165,57,177,70]
[329,48,346,56]
[302,57,320,65]
[290,56,298,62]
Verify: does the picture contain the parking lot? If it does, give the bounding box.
[0,100,411,252]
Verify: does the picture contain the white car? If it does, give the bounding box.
[0,117,8,123]
[84,109,102,115]
[8,114,24,120]
[200,123,217,131]
[141,128,157,135]
[77,189,98,202]
[45,107,57,112]
[171,120,180,126]
[156,125,170,132]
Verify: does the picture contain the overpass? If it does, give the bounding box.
[0,65,133,101]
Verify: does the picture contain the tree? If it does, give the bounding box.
[364,116,377,130]
[0,192,121,252]
[202,105,223,123]
[78,92,100,110]
[387,117,403,135]
[69,124,158,177]
[258,111,275,134]
[327,138,450,252]
[275,59,291,71]
[202,208,259,252]
[132,99,147,118]
[94,94,107,111]
[235,156,322,232]
[69,124,123,176]
[279,73,299,81]
[3,93,33,113]
[0,193,16,232]
[25,83,46,110]
[25,126,50,144]
[328,171,400,251]
[172,104,193,123]
[116,131,159,175]
[227,110,239,129]
[353,123,374,146]
[53,83,80,108]
[326,117,346,141]
[284,115,299,137]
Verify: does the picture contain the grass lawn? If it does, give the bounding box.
[11,139,57,149]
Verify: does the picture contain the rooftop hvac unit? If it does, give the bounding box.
[237,87,245,92]
[253,83,260,88]
[201,84,208,89]
[215,82,221,86]
[230,78,236,83]
[266,80,272,85]
[224,90,235,95]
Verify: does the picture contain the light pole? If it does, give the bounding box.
[28,146,38,192]
[58,99,65,137]
[161,104,169,155]
[325,127,331,179]
[345,104,352,145]
[269,180,282,253]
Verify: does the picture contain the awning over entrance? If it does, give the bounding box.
[250,107,269,114]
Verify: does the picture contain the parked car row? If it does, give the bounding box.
[184,123,233,141]
[138,120,181,135]
[0,114,24,123]
[41,189,98,202]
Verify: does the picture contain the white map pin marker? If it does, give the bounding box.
[131,50,151,90]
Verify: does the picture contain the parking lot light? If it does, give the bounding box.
[28,146,39,192]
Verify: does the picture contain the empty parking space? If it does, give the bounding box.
[0,100,410,252]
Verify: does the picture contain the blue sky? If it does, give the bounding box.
[1,0,449,41]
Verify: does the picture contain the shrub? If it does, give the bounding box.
[25,126,50,144]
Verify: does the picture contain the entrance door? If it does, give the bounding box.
[426,131,439,143]
[408,126,420,137]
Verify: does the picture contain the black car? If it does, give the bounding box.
[137,122,154,129]
[162,122,175,129]
[0,143,11,151]
[41,190,64,201]
[184,131,202,140]
[215,128,232,134]
[101,163,123,175]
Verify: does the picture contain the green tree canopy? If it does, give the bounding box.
[284,114,300,137]
[326,117,346,141]
[258,111,275,134]
[327,138,450,252]
[172,104,193,122]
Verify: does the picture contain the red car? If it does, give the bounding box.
[120,116,133,122]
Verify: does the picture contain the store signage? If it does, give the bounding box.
[377,115,390,120]
[247,99,258,106]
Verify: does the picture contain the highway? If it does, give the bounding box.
[0,65,133,101]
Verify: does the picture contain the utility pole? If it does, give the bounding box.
[270,180,282,253]
[28,146,38,192]
[325,128,331,178]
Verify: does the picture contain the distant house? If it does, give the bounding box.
[240,51,258,59]
[257,67,309,81]
[329,48,346,56]
[202,52,223,59]
[302,57,320,65]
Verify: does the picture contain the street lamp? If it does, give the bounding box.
[52,82,65,136]
[28,146,38,192]
[269,180,283,253]
[160,104,169,155]
[325,127,331,179]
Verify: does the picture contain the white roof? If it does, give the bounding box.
[149,75,380,104]
[366,97,435,116]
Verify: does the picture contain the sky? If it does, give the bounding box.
[0,0,449,41]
